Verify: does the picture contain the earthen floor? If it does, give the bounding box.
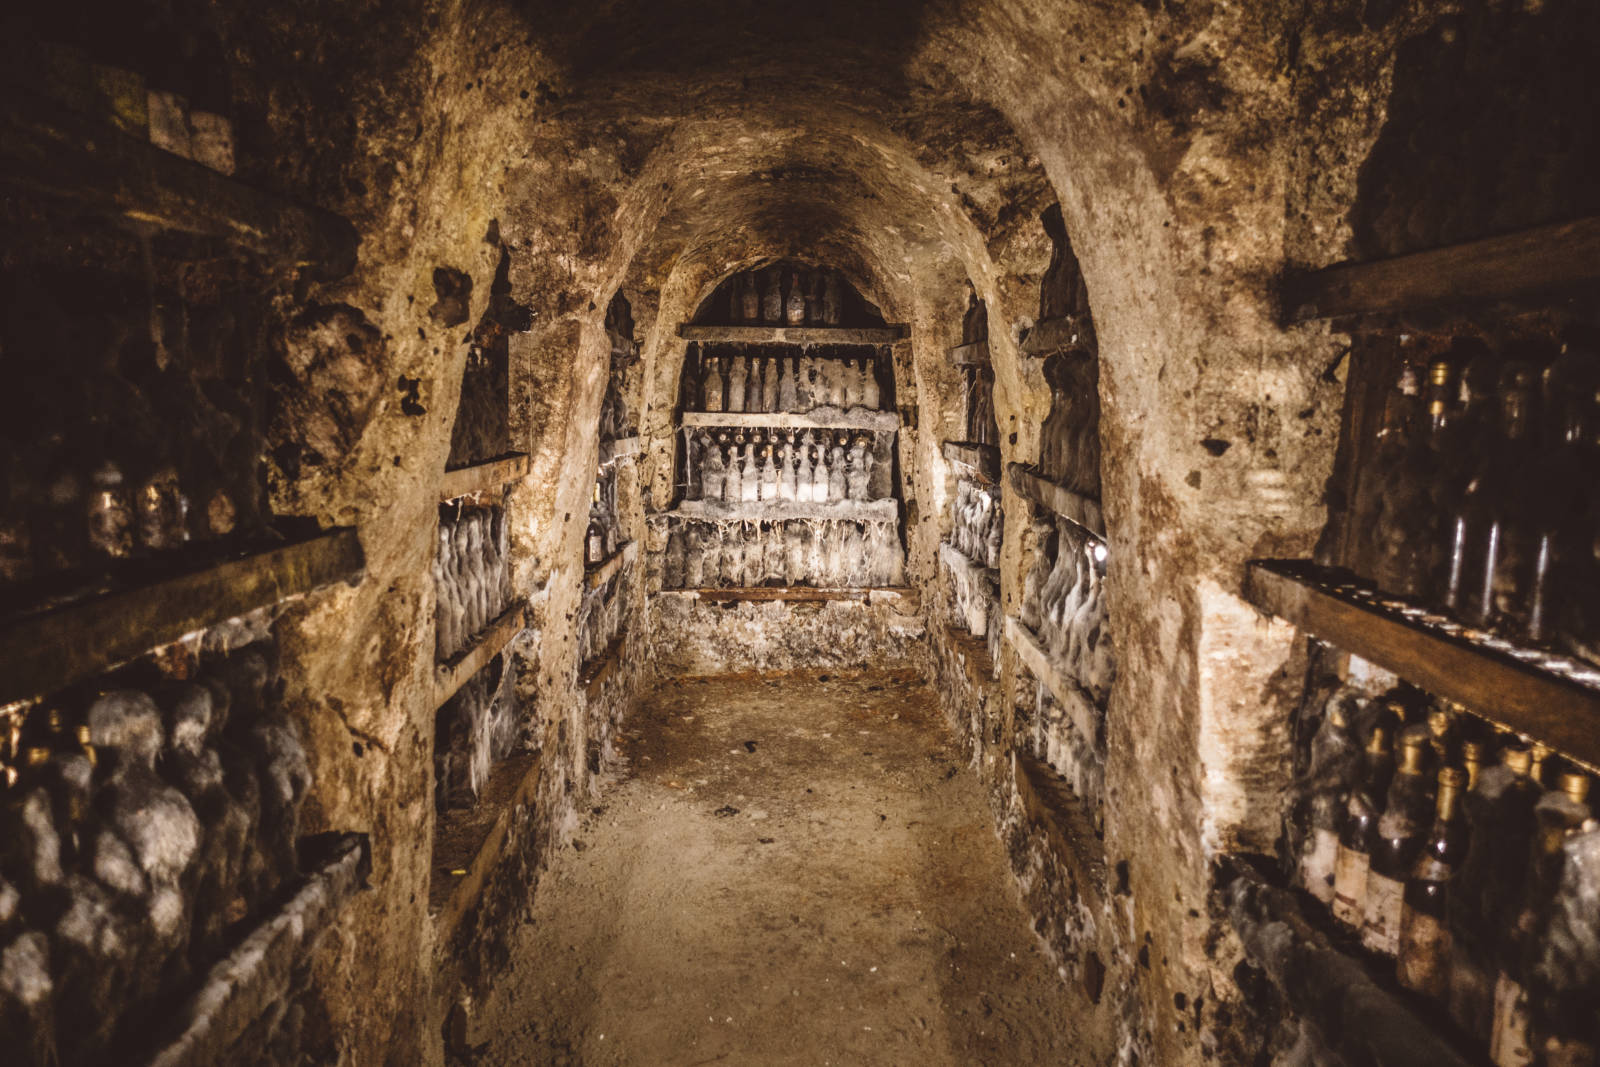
[470,669,1085,1066]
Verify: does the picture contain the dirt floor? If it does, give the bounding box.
[469,669,1086,1066]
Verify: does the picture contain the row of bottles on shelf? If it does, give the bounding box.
[584,467,622,567]
[433,654,519,813]
[1352,337,1600,665]
[721,267,846,327]
[1292,682,1599,1065]
[1022,682,1106,833]
[433,503,512,661]
[1,460,256,589]
[662,519,904,590]
[950,479,1002,568]
[686,430,886,505]
[944,540,999,652]
[693,352,883,415]
[1036,350,1102,497]
[1021,515,1114,704]
[0,635,309,1064]
[578,568,629,667]
[960,366,999,448]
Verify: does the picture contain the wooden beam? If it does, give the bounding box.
[429,752,541,930]
[597,436,641,466]
[679,410,899,432]
[439,453,529,503]
[0,530,363,706]
[678,324,907,345]
[584,540,638,591]
[1013,752,1107,915]
[1007,463,1106,539]
[666,586,907,604]
[2,87,359,278]
[579,632,626,697]
[1282,215,1600,323]
[942,441,1000,483]
[1004,616,1102,746]
[1222,854,1475,1067]
[142,832,371,1067]
[659,500,899,524]
[432,604,525,710]
[1243,560,1600,771]
[947,339,991,367]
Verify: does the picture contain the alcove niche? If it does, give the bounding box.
[645,261,924,673]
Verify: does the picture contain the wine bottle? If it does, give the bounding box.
[1297,688,1364,905]
[1439,341,1506,613]
[1397,766,1470,998]
[1476,362,1542,632]
[1491,772,1592,1066]
[1524,811,1600,1067]
[1534,344,1600,648]
[1356,362,1421,587]
[1333,725,1394,930]
[1363,731,1434,956]
[585,484,606,565]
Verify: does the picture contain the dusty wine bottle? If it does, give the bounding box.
[1298,689,1363,906]
[1333,725,1394,930]
[1397,765,1470,998]
[1363,732,1434,956]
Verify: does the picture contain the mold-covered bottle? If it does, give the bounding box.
[1334,725,1394,931]
[1397,765,1470,998]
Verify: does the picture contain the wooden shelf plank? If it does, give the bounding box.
[1244,559,1600,770]
[948,339,991,367]
[584,540,638,590]
[1221,854,1476,1067]
[942,441,1000,483]
[2,87,358,278]
[678,324,907,345]
[938,541,999,589]
[0,529,363,706]
[144,832,371,1067]
[1019,315,1094,358]
[579,632,626,697]
[657,586,915,606]
[680,409,899,432]
[1282,215,1600,323]
[432,604,525,710]
[1013,752,1106,915]
[597,436,641,465]
[657,499,899,523]
[429,752,542,934]
[439,453,529,503]
[1004,616,1102,745]
[1007,463,1106,539]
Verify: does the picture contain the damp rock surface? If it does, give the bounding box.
[469,670,1087,1065]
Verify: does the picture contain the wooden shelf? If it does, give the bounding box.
[948,339,991,367]
[2,87,358,279]
[429,752,542,932]
[680,409,899,432]
[144,832,371,1067]
[584,540,637,590]
[579,632,626,698]
[1019,314,1094,358]
[1221,854,1476,1067]
[433,604,525,710]
[597,436,641,465]
[1008,463,1106,539]
[1004,617,1102,746]
[678,324,907,345]
[1244,559,1600,771]
[938,541,999,590]
[658,499,898,523]
[1013,752,1106,916]
[0,529,363,706]
[658,586,916,607]
[943,623,996,689]
[942,441,1000,482]
[1282,215,1600,324]
[439,452,529,503]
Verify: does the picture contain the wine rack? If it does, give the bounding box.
[1245,559,1600,770]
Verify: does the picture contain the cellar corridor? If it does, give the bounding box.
[4,2,1600,1065]
[465,671,1082,1066]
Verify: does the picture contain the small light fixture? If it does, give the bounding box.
[1092,543,1107,563]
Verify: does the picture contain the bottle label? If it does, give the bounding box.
[1491,974,1535,1067]
[1361,871,1405,956]
[1332,845,1369,928]
[1303,828,1339,905]
[1397,903,1452,998]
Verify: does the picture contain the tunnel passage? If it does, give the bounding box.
[3,2,1600,1066]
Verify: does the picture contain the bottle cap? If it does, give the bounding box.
[1428,707,1454,737]
[24,746,49,767]
[1326,703,1349,729]
[1438,766,1467,790]
[1503,747,1533,777]
[1560,772,1591,805]
[1366,726,1390,755]
[1462,740,1486,761]
[1429,360,1452,386]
